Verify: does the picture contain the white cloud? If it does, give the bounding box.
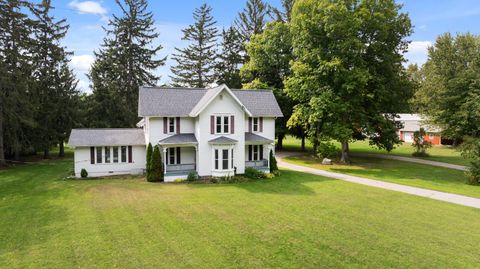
[404,41,432,66]
[70,54,94,72]
[418,24,427,30]
[69,1,107,17]
[76,79,91,93]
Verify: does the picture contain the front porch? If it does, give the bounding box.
[245,159,269,172]
[245,132,275,173]
[159,134,198,181]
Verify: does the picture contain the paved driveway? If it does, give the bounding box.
[276,152,480,209]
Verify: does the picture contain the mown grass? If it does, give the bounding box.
[281,136,469,165]
[1,156,479,268]
[283,154,480,198]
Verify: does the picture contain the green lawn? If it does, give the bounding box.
[283,154,480,198]
[1,156,480,268]
[282,136,469,165]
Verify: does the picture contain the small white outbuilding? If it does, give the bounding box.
[68,128,146,178]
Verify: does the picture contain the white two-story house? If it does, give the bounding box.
[68,84,283,181]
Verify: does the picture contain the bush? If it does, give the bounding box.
[149,145,164,182]
[317,142,339,159]
[245,167,266,179]
[273,170,281,177]
[264,173,275,179]
[80,168,88,178]
[187,171,198,182]
[269,150,278,172]
[412,128,432,157]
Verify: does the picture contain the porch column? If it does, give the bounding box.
[162,147,167,174]
[194,145,198,171]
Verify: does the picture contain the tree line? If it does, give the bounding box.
[2,0,479,183]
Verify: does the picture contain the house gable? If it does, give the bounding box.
[189,84,253,117]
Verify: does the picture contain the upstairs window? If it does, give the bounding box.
[215,115,230,134]
[168,117,176,133]
[252,118,259,132]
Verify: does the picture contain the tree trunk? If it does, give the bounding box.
[312,124,321,155]
[43,148,49,159]
[277,134,285,150]
[301,135,306,152]
[0,107,5,167]
[58,140,65,157]
[14,143,20,161]
[340,140,350,163]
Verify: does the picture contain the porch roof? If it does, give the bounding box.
[208,136,238,144]
[245,132,274,144]
[158,133,198,145]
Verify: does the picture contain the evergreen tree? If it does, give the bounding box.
[170,3,218,88]
[0,0,35,163]
[269,149,278,172]
[269,0,295,23]
[89,0,165,127]
[215,27,243,88]
[235,0,268,43]
[146,142,153,179]
[30,0,71,158]
[149,145,163,182]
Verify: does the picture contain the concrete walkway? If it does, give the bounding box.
[351,152,468,171]
[276,153,480,209]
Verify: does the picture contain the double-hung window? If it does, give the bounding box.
[113,147,119,163]
[168,148,176,165]
[168,117,176,133]
[215,115,230,134]
[121,146,127,163]
[96,147,103,163]
[252,117,259,132]
[214,148,233,171]
[105,147,111,163]
[248,145,264,161]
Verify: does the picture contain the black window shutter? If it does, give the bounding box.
[128,146,132,163]
[259,117,263,132]
[260,145,264,160]
[176,147,181,164]
[248,145,252,161]
[90,147,95,164]
[248,117,252,132]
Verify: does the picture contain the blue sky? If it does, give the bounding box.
[49,0,480,93]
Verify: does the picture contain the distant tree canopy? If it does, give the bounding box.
[286,0,413,162]
[413,33,480,141]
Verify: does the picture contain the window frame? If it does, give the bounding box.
[215,115,230,134]
[121,146,127,163]
[113,147,119,163]
[96,147,103,164]
[252,117,259,132]
[105,147,111,163]
[168,147,176,165]
[168,117,176,134]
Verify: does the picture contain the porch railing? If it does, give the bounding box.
[165,163,196,172]
[245,159,268,168]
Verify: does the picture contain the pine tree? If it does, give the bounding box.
[146,142,153,179]
[0,0,35,163]
[90,0,165,127]
[269,0,295,23]
[170,3,218,88]
[235,0,268,43]
[149,145,163,182]
[30,0,71,158]
[215,27,243,88]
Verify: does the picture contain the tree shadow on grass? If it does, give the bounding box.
[186,170,336,196]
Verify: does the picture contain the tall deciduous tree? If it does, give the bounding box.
[241,21,294,149]
[215,26,243,88]
[170,3,218,88]
[286,0,412,162]
[90,0,165,127]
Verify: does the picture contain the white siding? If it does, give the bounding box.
[197,90,246,176]
[148,117,195,146]
[74,146,146,178]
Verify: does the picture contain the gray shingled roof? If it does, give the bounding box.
[245,132,274,144]
[208,136,238,144]
[232,90,283,117]
[138,86,283,117]
[68,129,145,147]
[158,133,198,145]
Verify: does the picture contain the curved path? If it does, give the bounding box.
[350,153,468,171]
[276,152,480,209]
